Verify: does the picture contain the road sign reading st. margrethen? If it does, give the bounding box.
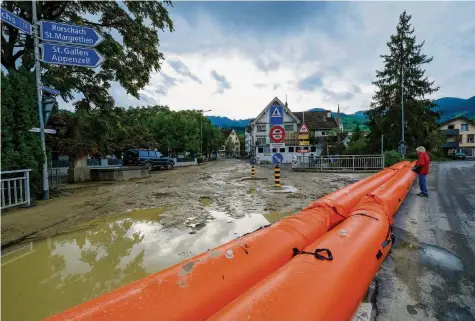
[1,8,32,35]
[40,21,103,47]
[42,43,105,68]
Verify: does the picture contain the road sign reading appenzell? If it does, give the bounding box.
[1,8,32,35]
[40,21,104,47]
[270,125,285,143]
[42,43,105,68]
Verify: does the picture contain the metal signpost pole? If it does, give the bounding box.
[32,0,49,200]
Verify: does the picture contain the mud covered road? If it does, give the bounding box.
[1,159,368,250]
[375,161,475,321]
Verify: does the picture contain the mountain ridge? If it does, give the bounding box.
[208,96,475,131]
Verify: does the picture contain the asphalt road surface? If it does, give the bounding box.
[375,161,475,321]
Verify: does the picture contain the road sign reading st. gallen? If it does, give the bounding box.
[40,20,105,68]
[270,125,286,143]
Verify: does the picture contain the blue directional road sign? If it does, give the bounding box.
[41,86,60,95]
[269,105,284,125]
[40,21,104,47]
[42,43,105,68]
[272,153,284,164]
[1,8,32,35]
[250,157,257,165]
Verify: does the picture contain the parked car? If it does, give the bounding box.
[123,149,175,170]
[452,151,467,160]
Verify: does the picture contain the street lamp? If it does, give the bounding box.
[200,109,212,156]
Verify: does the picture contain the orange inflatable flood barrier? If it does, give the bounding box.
[45,163,409,321]
[208,165,416,321]
[306,161,410,226]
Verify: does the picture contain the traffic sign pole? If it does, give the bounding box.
[32,1,49,200]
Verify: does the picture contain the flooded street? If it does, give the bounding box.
[1,159,368,320]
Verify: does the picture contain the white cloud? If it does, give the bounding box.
[60,2,475,118]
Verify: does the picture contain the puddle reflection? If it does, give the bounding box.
[1,210,270,321]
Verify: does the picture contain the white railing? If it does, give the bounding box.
[293,155,384,171]
[1,169,31,209]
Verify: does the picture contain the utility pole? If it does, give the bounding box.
[381,134,384,154]
[401,64,405,159]
[200,110,212,156]
[32,0,49,200]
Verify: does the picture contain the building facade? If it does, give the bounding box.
[219,129,241,157]
[247,97,342,163]
[439,116,475,158]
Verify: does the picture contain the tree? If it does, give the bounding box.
[366,10,440,152]
[225,137,234,155]
[1,69,44,195]
[348,124,363,146]
[1,1,174,111]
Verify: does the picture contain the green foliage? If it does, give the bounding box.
[47,106,225,157]
[1,1,174,111]
[345,138,369,155]
[366,10,440,153]
[225,136,235,153]
[384,150,402,167]
[1,69,44,196]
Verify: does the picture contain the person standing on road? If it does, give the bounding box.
[414,146,430,197]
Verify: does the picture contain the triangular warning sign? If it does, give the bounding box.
[299,123,309,134]
[271,107,282,117]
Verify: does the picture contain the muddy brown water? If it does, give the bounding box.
[1,208,274,321]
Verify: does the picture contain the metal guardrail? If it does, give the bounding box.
[1,169,31,209]
[176,157,195,163]
[48,168,67,190]
[51,159,69,168]
[294,155,384,171]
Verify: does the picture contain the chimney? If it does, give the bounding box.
[327,111,331,118]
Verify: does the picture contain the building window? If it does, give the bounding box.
[284,124,294,132]
[257,125,266,132]
[311,146,316,152]
[321,131,326,136]
[272,148,278,153]
[448,125,455,129]
[257,147,264,153]
[461,124,469,131]
[256,137,266,145]
[288,147,295,152]
[468,134,474,143]
[280,148,285,153]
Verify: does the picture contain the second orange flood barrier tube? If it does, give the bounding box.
[45,163,407,321]
[208,165,416,321]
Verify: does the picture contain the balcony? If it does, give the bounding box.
[442,141,459,148]
[440,129,459,136]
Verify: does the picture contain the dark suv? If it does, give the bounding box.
[123,149,175,170]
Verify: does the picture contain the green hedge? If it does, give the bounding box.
[1,70,44,198]
[384,150,402,167]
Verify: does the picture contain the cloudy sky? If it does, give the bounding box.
[63,1,475,119]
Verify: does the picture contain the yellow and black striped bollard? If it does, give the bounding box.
[274,165,281,187]
[251,165,255,177]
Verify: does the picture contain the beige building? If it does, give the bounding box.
[439,116,475,158]
[218,129,240,157]
[246,97,342,163]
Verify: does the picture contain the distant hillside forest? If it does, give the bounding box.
[208,96,475,132]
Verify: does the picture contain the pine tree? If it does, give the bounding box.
[366,10,440,152]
